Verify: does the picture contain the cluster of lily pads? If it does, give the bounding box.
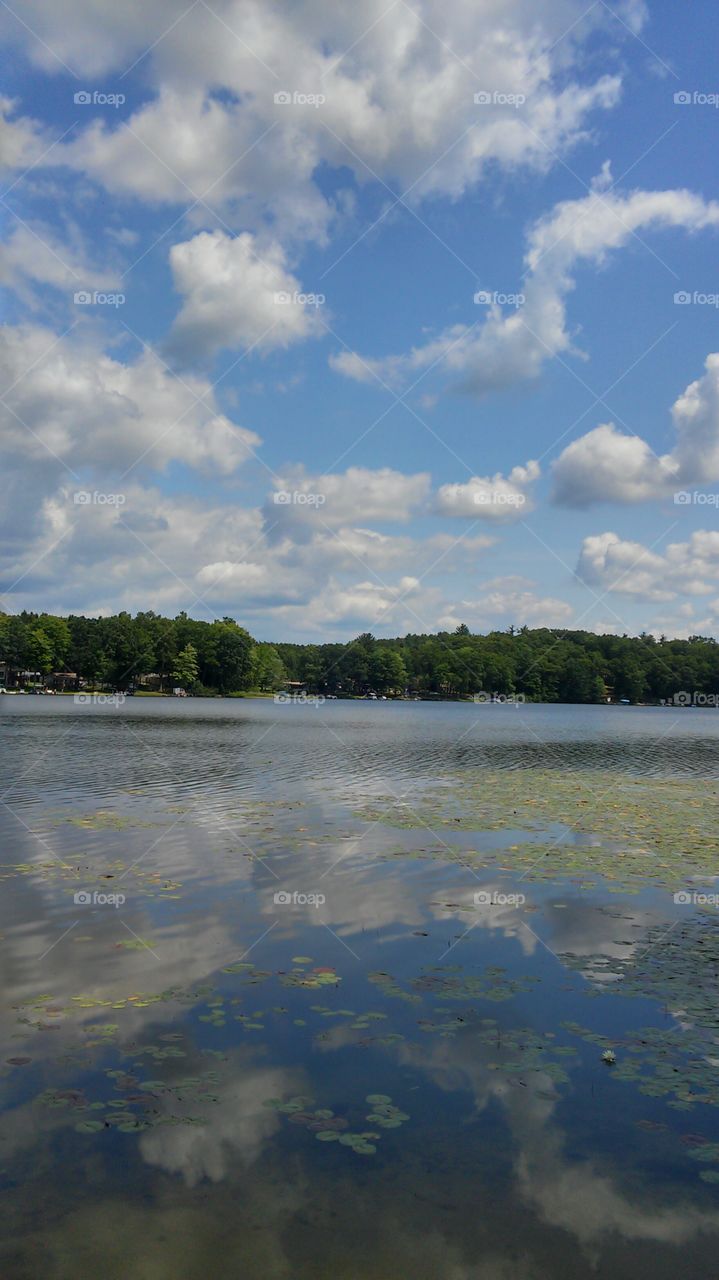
[365,1094,409,1129]
[562,1020,719,1113]
[264,1092,410,1156]
[34,1063,221,1135]
[0,856,182,901]
[353,767,719,889]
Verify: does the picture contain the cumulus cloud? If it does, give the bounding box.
[265,466,432,538]
[0,223,119,307]
[438,585,574,630]
[0,324,261,477]
[2,466,498,634]
[331,186,719,396]
[436,460,539,520]
[577,530,719,601]
[7,1,636,243]
[166,230,323,365]
[553,353,719,505]
[0,96,47,172]
[551,424,675,505]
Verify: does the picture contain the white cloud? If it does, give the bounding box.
[266,466,432,534]
[10,1,636,243]
[0,324,261,477]
[552,353,719,505]
[577,530,719,601]
[0,96,47,172]
[331,187,719,396]
[551,424,675,505]
[2,466,499,635]
[438,587,573,629]
[166,230,322,364]
[0,223,119,306]
[436,460,539,520]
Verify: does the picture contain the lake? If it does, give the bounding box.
[2,696,719,1278]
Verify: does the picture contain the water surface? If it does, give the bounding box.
[2,698,719,1278]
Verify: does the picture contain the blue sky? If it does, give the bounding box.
[1,0,718,640]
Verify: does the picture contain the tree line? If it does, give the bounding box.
[2,610,719,703]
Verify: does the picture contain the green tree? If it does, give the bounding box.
[252,643,286,691]
[37,615,71,669]
[25,627,53,677]
[173,643,199,690]
[203,620,254,693]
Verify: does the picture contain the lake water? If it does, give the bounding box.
[2,697,719,1278]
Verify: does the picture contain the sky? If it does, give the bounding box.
[0,0,718,643]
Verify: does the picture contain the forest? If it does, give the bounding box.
[1,610,719,704]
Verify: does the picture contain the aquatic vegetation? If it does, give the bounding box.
[65,811,157,831]
[279,965,342,990]
[265,1093,409,1156]
[414,965,540,1003]
[562,1018,719,1113]
[561,916,719,1031]
[354,768,719,887]
[365,1095,409,1129]
[34,1067,220,1136]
